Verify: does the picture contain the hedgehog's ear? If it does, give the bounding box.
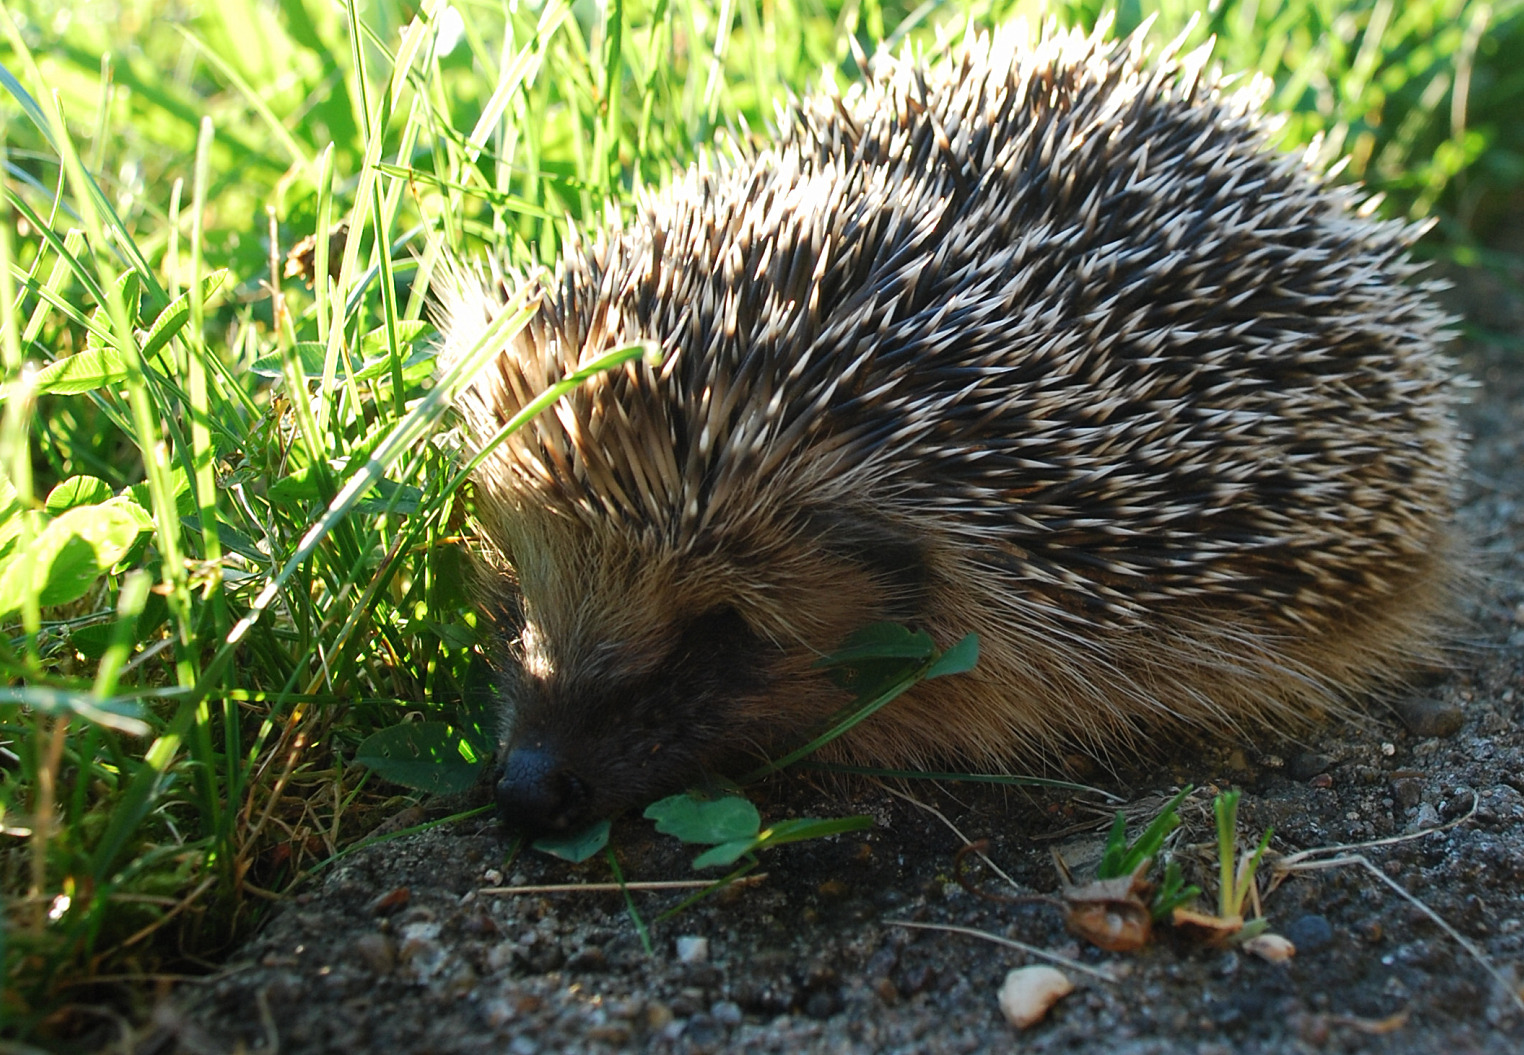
[800,508,928,620]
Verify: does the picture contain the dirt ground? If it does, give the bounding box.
[150,282,1524,1055]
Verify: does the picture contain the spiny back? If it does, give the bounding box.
[447,21,1457,632]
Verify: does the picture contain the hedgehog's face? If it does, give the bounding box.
[494,602,780,833]
[489,509,927,833]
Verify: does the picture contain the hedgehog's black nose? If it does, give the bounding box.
[495,746,591,833]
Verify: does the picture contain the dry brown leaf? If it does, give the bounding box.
[1169,906,1244,946]
[1059,860,1154,952]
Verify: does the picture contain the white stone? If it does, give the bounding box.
[675,935,709,963]
[998,965,1074,1029]
[1243,933,1297,962]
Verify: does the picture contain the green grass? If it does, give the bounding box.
[1,0,1521,1043]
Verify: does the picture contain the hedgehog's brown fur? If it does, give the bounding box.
[442,21,1463,832]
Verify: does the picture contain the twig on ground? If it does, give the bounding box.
[1270,792,1522,1015]
[481,875,769,896]
[886,920,1120,983]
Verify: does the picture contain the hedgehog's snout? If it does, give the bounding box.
[494,744,593,834]
[491,605,792,832]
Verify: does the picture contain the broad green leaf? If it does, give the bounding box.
[354,721,489,794]
[0,504,152,614]
[644,793,760,844]
[452,656,504,760]
[45,475,113,514]
[128,466,193,514]
[815,625,932,695]
[925,633,979,679]
[271,463,422,514]
[32,347,128,394]
[105,496,156,531]
[687,814,874,870]
[357,477,425,515]
[69,621,116,659]
[182,517,264,563]
[354,348,438,384]
[360,319,432,357]
[249,342,329,380]
[140,270,229,360]
[248,329,435,383]
[816,622,937,666]
[414,619,478,650]
[85,270,142,338]
[0,476,18,519]
[691,837,759,870]
[0,478,23,561]
[267,464,325,503]
[533,820,611,863]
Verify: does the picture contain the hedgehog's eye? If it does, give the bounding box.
[669,607,767,677]
[613,606,772,747]
[614,607,773,725]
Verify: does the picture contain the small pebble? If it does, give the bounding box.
[399,920,441,943]
[1390,697,1465,738]
[997,965,1074,1029]
[1289,752,1334,781]
[606,998,644,1020]
[481,997,515,1028]
[350,932,395,975]
[1283,914,1334,954]
[896,964,934,995]
[670,990,704,1017]
[567,945,607,971]
[585,1025,632,1045]
[817,879,849,898]
[804,990,840,1019]
[1390,777,1424,809]
[486,941,516,972]
[1409,802,1442,831]
[368,886,411,916]
[711,1000,743,1027]
[675,936,709,964]
[683,1015,725,1053]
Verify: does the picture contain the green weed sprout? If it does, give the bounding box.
[1214,789,1274,939]
[1097,785,1201,919]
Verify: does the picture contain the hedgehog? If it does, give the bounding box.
[440,21,1463,834]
